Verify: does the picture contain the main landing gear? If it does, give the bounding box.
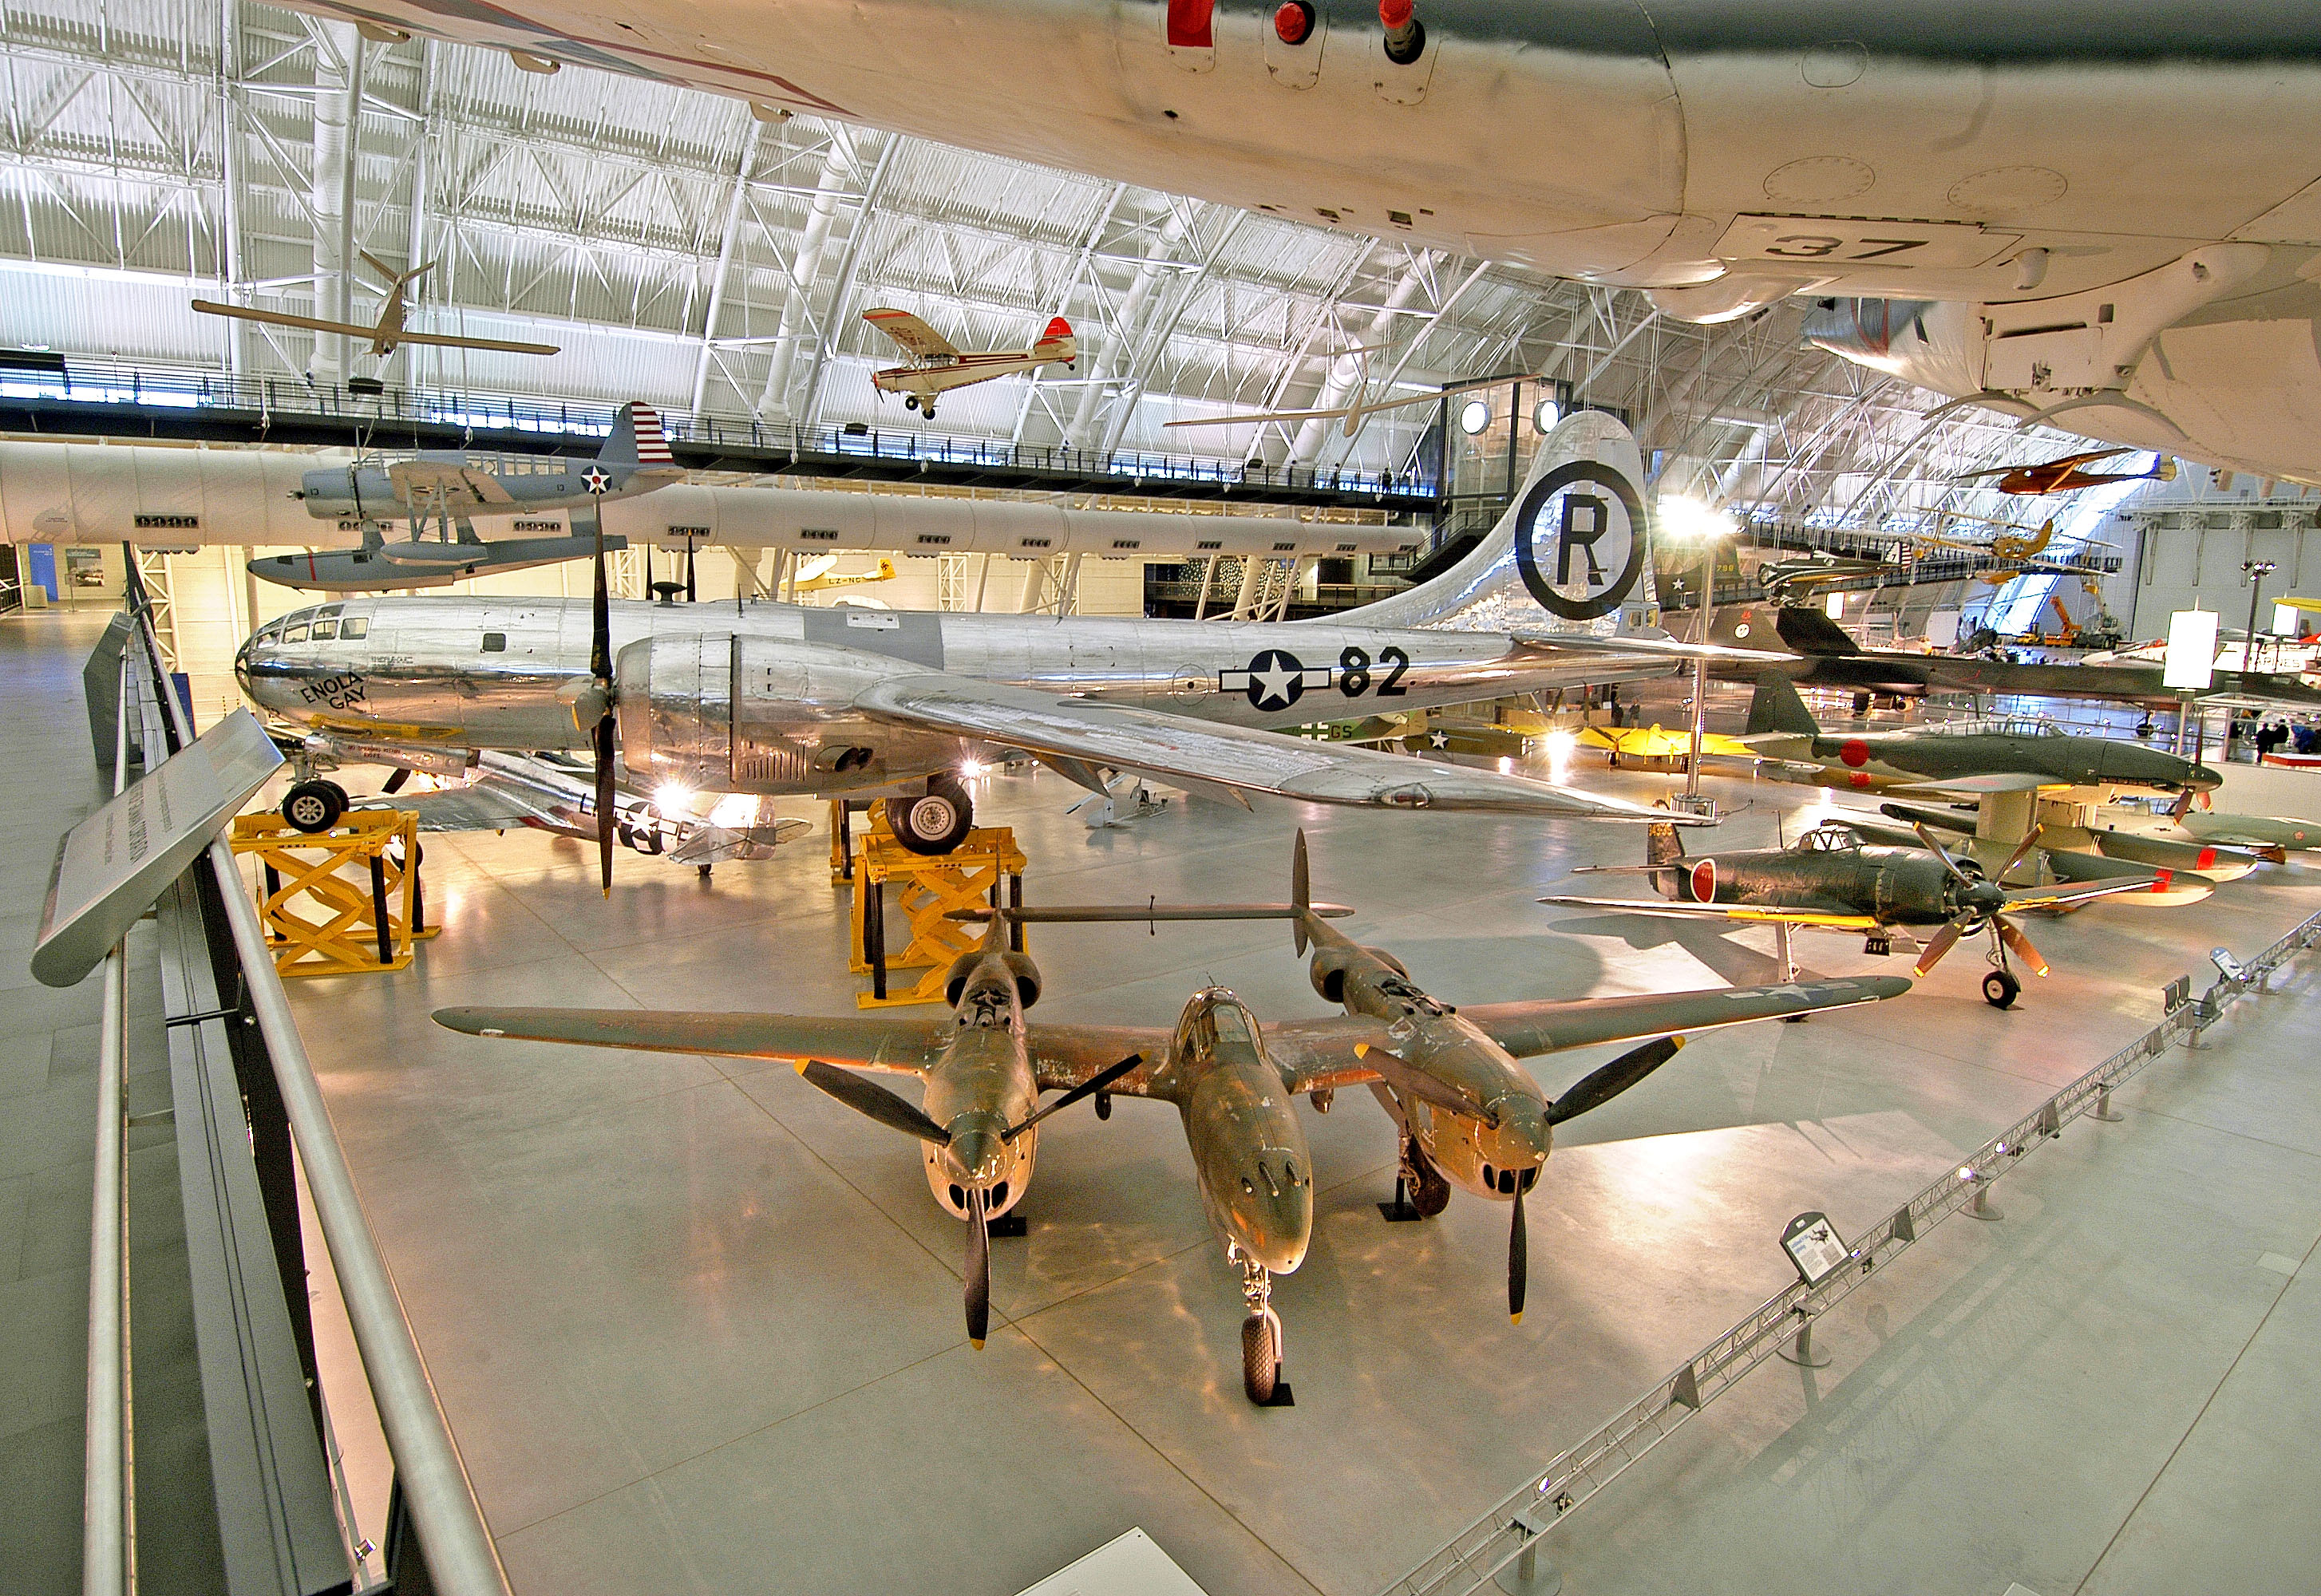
[1232,1242,1293,1406]
[281,778,350,833]
[1379,1133,1451,1222]
[884,772,975,855]
[1982,921,2022,1009]
[904,395,935,421]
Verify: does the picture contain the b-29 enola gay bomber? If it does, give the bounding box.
[237,414,1710,875]
[275,0,2321,486]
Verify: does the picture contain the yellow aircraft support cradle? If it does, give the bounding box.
[847,815,1027,1008]
[230,810,438,978]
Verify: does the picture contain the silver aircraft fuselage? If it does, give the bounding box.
[235,595,1665,796]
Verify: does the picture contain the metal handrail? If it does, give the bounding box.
[82,668,134,1596]
[1380,908,2321,1596]
[124,614,512,1596]
[0,352,1440,505]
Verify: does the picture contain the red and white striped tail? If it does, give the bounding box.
[624,401,675,464]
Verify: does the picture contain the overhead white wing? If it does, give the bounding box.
[1162,371,1531,431]
[862,308,959,359]
[854,670,1677,821]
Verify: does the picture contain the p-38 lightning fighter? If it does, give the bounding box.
[1542,819,2153,1008]
[251,402,685,593]
[237,413,1739,891]
[436,866,1908,1404]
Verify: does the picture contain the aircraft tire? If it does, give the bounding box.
[1406,1138,1452,1217]
[1983,969,2022,1009]
[887,777,974,855]
[282,780,346,834]
[1240,1314,1279,1404]
[904,396,919,412]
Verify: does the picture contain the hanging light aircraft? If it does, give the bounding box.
[1540,819,2153,1007]
[864,309,1077,421]
[1951,448,2177,497]
[250,402,682,591]
[192,253,557,359]
[235,413,1752,897]
[433,858,1908,1403]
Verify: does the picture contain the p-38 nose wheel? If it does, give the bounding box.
[1982,968,2022,1009]
[281,779,349,834]
[885,774,975,855]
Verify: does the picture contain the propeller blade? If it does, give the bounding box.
[1911,822,1975,886]
[793,1060,951,1144]
[1508,1185,1528,1325]
[1912,919,1966,977]
[590,515,615,897]
[2169,786,2195,821]
[1002,1054,1142,1141]
[1994,915,2050,978]
[1367,1049,1491,1121]
[965,1186,991,1350]
[382,766,412,795]
[1291,829,1311,955]
[1997,823,2044,884]
[1546,1036,1684,1126]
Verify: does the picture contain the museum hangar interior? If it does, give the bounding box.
[6,5,2320,1596]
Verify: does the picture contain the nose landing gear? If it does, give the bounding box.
[1232,1243,1293,1406]
[1983,922,2022,1008]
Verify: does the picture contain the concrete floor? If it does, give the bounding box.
[243,729,2321,1596]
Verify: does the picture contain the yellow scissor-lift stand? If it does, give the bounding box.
[847,812,1026,1008]
[231,809,439,978]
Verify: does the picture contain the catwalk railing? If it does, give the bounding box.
[101,585,515,1596]
[1378,908,2321,1596]
[0,355,1438,509]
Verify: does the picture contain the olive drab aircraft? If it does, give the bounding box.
[1705,604,2321,713]
[1738,675,2224,797]
[864,308,1077,421]
[235,412,1741,895]
[433,843,1909,1404]
[251,402,684,592]
[1541,819,2155,1009]
[271,0,2321,486]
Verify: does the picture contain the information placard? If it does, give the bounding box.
[1781,1211,1852,1287]
[33,709,283,987]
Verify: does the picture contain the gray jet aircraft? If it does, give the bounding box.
[236,413,1757,891]
[435,885,1908,1403]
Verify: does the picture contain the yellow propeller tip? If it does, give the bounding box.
[969,1338,986,1351]
[1510,1312,1523,1325]
[793,1058,810,1075]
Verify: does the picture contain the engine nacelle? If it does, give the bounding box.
[923,1129,1034,1220]
[1308,942,1406,1005]
[942,950,1041,1009]
[615,633,965,796]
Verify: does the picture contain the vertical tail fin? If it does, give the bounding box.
[1646,820,1686,867]
[600,401,676,470]
[1746,674,1821,737]
[1329,409,1659,638]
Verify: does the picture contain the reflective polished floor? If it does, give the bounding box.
[268,753,2321,1596]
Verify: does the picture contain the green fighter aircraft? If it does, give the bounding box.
[1542,820,2155,1008]
[1739,675,2223,798]
[437,872,1909,1406]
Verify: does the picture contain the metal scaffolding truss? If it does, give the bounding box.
[0,0,2098,531]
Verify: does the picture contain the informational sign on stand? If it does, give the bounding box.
[1781,1211,1852,1287]
[1012,1528,1211,1596]
[2161,608,2219,691]
[33,709,283,987]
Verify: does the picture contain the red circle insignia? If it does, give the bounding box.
[1850,772,1871,788]
[1690,859,1717,903]
[1839,738,1870,768]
